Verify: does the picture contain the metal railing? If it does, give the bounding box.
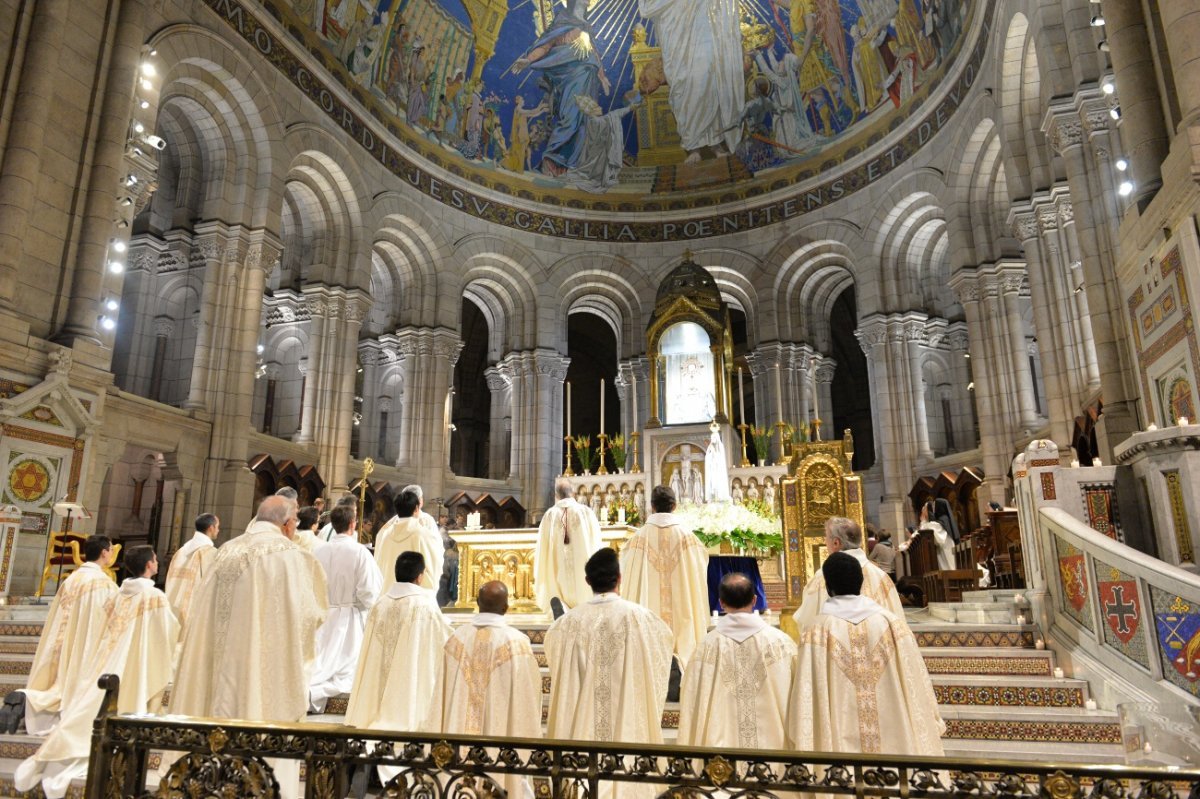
[85,676,1200,799]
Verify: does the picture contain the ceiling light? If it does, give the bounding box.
[133,122,145,134]
[100,316,116,331]
[140,62,156,77]
[1115,158,1128,171]
[105,298,119,311]
[110,239,126,252]
[1109,106,1120,119]
[1098,40,1110,52]
[1118,180,1134,196]
[139,100,150,109]
[108,261,125,274]
[256,343,265,354]
[1101,81,1115,95]
[1091,14,1104,26]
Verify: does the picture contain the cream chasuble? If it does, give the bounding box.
[15,578,179,799]
[344,582,450,731]
[534,497,602,610]
[293,528,322,553]
[308,534,383,712]
[791,548,905,633]
[788,596,945,756]
[164,531,216,631]
[677,612,796,749]
[437,613,542,799]
[545,593,673,743]
[620,513,710,666]
[171,520,328,724]
[22,562,116,735]
[374,515,444,591]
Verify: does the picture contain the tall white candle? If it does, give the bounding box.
[630,369,638,432]
[774,363,784,422]
[737,367,746,426]
[566,381,572,439]
[600,379,605,436]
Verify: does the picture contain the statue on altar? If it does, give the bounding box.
[704,421,730,502]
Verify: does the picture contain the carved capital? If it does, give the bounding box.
[854,317,889,349]
[1043,112,1083,155]
[153,316,175,337]
[1011,212,1039,241]
[484,366,510,392]
[814,359,836,384]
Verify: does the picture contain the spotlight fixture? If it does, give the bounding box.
[133,122,145,134]
[140,62,156,77]
[1115,158,1128,171]
[1109,105,1120,119]
[1118,180,1134,196]
[141,78,153,91]
[256,343,265,354]
[105,298,119,311]
[139,100,150,109]
[149,48,157,56]
[108,261,125,274]
[1098,40,1110,52]
[99,315,117,331]
[120,196,133,206]
[1091,14,1104,26]
[1101,81,1114,95]
[110,239,127,253]
[967,382,975,391]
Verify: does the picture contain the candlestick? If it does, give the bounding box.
[629,432,641,473]
[600,378,605,436]
[774,421,788,466]
[737,423,751,467]
[566,381,572,439]
[737,367,746,427]
[596,433,609,475]
[563,435,575,476]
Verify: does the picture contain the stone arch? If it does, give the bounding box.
[549,253,652,360]
[865,177,949,313]
[367,193,452,330]
[763,225,862,342]
[455,235,546,353]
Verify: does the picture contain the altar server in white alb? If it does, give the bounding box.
[677,572,796,749]
[345,551,449,786]
[792,517,905,633]
[308,504,383,713]
[15,546,179,799]
[620,484,709,667]
[164,513,219,632]
[374,487,443,592]
[7,535,118,735]
[534,477,602,612]
[788,551,945,756]
[437,581,542,799]
[546,548,674,745]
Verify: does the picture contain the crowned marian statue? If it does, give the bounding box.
[704,420,731,502]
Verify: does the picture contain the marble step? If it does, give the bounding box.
[926,602,1018,624]
[919,646,1056,677]
[943,738,1126,765]
[932,675,1090,708]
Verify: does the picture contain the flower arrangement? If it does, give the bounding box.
[572,435,595,473]
[749,425,772,464]
[677,500,783,552]
[605,495,642,527]
[609,433,627,471]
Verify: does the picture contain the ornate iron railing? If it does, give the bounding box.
[84,676,1200,799]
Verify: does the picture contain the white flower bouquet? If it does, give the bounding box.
[676,500,783,552]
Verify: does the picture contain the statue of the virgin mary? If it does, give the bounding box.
[704,420,730,502]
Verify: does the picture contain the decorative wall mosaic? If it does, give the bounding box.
[199,0,987,237]
[0,450,62,540]
[1081,483,1122,542]
[1054,536,1093,633]
[1150,587,1200,697]
[1093,559,1149,670]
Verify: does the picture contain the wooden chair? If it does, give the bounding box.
[36,531,87,597]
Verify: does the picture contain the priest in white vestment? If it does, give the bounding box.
[6,535,118,736]
[788,552,945,755]
[374,486,443,592]
[345,551,449,786]
[15,546,179,799]
[792,517,906,633]
[294,505,323,552]
[620,485,709,667]
[164,513,219,632]
[677,572,795,749]
[436,581,542,799]
[172,495,328,722]
[546,548,674,748]
[912,499,958,572]
[535,478,602,613]
[308,505,383,712]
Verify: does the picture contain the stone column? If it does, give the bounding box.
[996,262,1040,432]
[0,0,70,313]
[357,340,384,460]
[183,226,234,411]
[856,316,907,531]
[393,328,462,497]
[900,317,932,459]
[57,0,149,348]
[946,325,975,450]
[149,317,174,402]
[1044,105,1140,453]
[501,349,568,518]
[813,356,836,442]
[1103,0,1168,203]
[484,366,511,480]
[949,273,1009,507]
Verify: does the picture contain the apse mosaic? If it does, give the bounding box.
[275,0,969,201]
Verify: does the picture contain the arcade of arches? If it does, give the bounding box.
[1,0,1199,595]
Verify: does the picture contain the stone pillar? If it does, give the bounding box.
[0,0,70,313]
[1044,105,1140,453]
[1012,205,1073,448]
[484,366,511,480]
[949,273,1009,508]
[997,262,1040,432]
[149,317,174,402]
[56,0,149,348]
[1104,0,1168,203]
[856,317,906,531]
[393,329,461,495]
[813,356,836,442]
[501,349,568,518]
[946,325,975,450]
[1157,5,1200,126]
[357,340,384,460]
[183,227,232,411]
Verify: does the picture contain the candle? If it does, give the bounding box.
[600,379,605,436]
[566,381,572,439]
[1035,638,1045,650]
[1147,423,1158,431]
[774,363,784,422]
[630,369,638,432]
[712,610,719,619]
[1144,742,1153,754]
[1093,457,1102,466]
[617,507,626,525]
[737,367,746,426]
[1017,614,1026,625]
[1070,459,1080,468]
[1085,699,1097,710]
[1053,667,1064,679]
[1180,416,1190,426]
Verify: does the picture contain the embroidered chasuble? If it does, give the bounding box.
[344,582,449,731]
[787,596,944,756]
[22,562,116,735]
[164,531,216,631]
[677,612,796,749]
[436,613,542,799]
[620,513,710,666]
[534,497,602,610]
[293,528,322,553]
[374,515,444,592]
[308,534,383,712]
[15,578,179,799]
[171,520,328,724]
[791,548,905,633]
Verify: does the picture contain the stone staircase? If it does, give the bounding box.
[0,590,1128,796]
